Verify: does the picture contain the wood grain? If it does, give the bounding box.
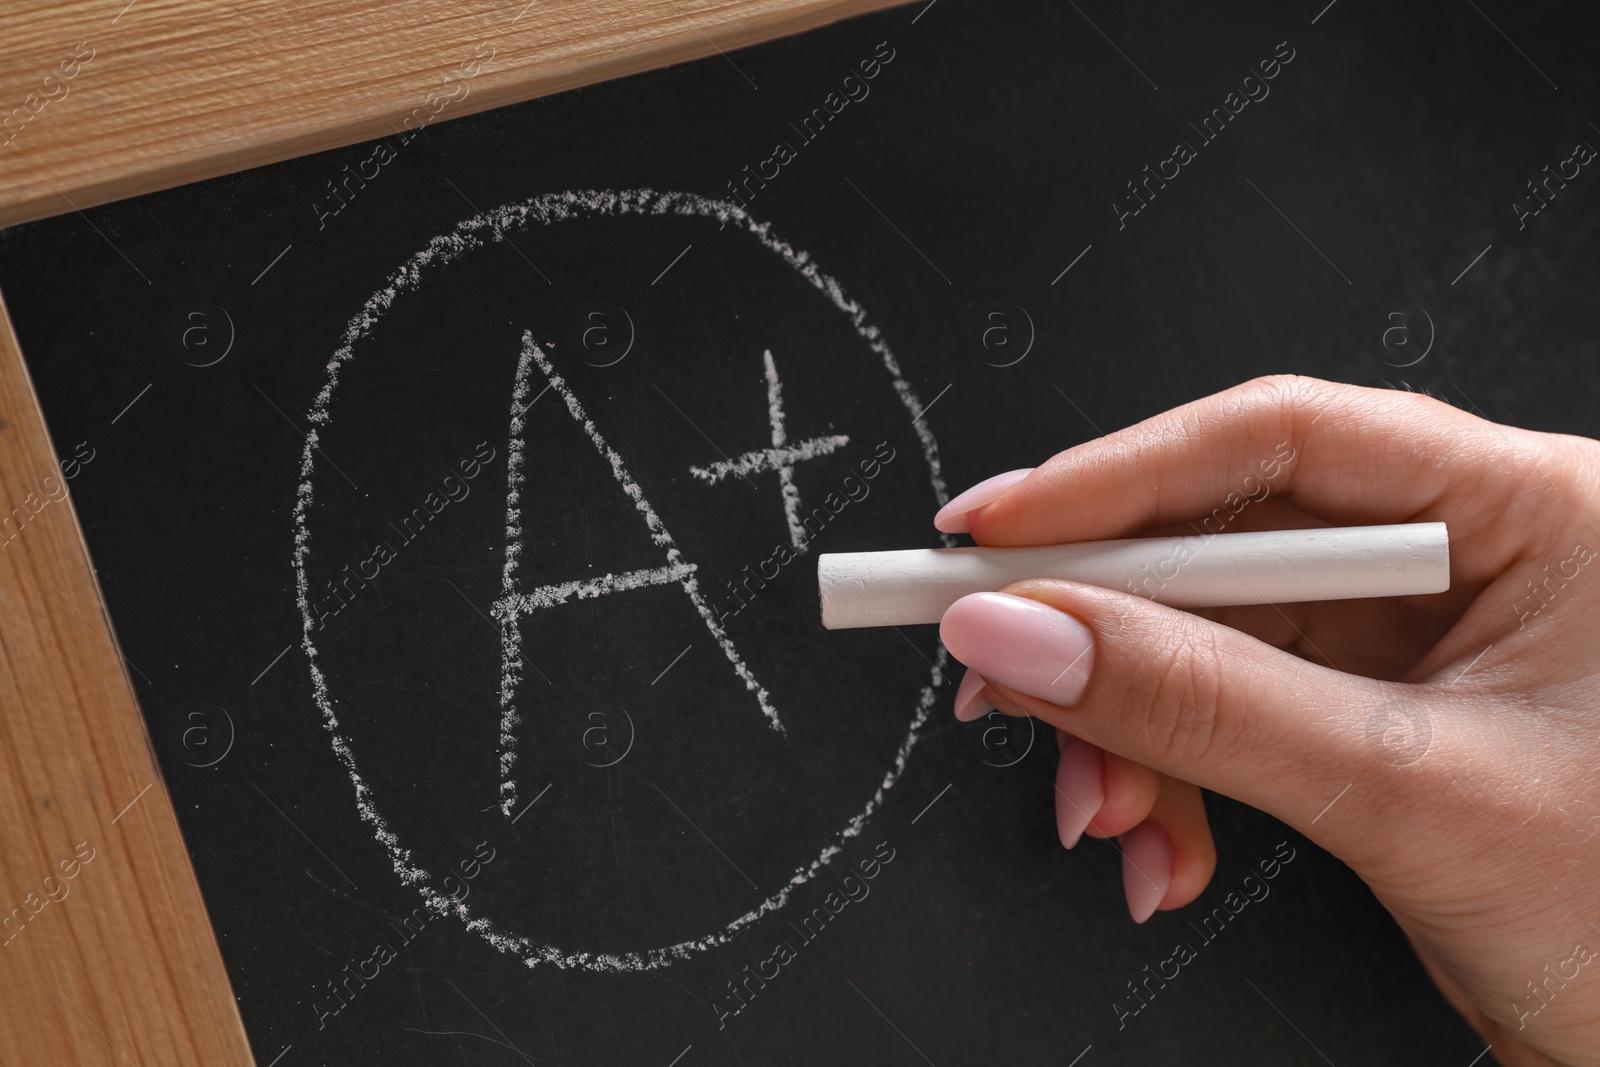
[0,287,255,1063]
[0,0,909,228]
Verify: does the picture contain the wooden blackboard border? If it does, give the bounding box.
[0,3,905,1062]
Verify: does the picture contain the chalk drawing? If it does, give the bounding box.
[689,349,849,550]
[294,189,954,971]
[492,332,783,814]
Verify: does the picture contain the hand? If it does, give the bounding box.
[934,375,1600,1067]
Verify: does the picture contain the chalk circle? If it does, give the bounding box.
[966,300,1034,367]
[293,190,953,972]
[970,709,1035,768]
[1365,698,1432,766]
[567,299,634,367]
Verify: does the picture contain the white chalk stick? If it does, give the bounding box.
[818,522,1450,629]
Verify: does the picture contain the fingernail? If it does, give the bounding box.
[1120,822,1172,924]
[933,468,1034,533]
[939,592,1094,707]
[1054,736,1104,849]
[953,668,994,722]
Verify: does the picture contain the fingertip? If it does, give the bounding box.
[1083,752,1162,839]
[953,668,994,722]
[937,592,1094,709]
[1145,780,1218,911]
[1163,822,1219,911]
[933,468,1034,533]
[1121,822,1172,924]
[1054,735,1104,849]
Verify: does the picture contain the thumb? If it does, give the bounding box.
[939,581,1404,858]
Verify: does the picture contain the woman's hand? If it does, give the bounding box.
[934,375,1600,1067]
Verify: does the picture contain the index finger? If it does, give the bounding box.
[965,375,1575,585]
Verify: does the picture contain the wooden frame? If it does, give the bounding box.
[0,2,904,1061]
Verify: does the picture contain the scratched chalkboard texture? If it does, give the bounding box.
[3,0,1597,1063]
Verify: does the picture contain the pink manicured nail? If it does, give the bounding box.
[953,668,994,722]
[1054,736,1104,849]
[1120,822,1172,924]
[933,468,1034,533]
[939,592,1095,707]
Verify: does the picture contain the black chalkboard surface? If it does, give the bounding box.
[4,0,1596,1062]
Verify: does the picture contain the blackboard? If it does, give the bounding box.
[3,0,1595,1062]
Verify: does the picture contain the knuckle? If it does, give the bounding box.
[1535,433,1600,505]
[1223,374,1325,456]
[1243,373,1324,419]
[1123,624,1229,767]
